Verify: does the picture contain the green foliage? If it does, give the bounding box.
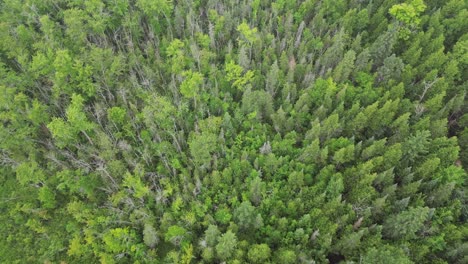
[16,161,45,185]
[107,107,127,125]
[165,225,188,246]
[189,130,218,168]
[390,0,426,25]
[166,39,186,73]
[0,0,466,263]
[143,223,159,248]
[234,201,263,231]
[275,249,297,264]
[225,60,254,91]
[248,243,271,263]
[204,225,220,247]
[180,70,203,99]
[216,231,237,261]
[383,207,431,240]
[363,245,414,264]
[123,172,149,199]
[237,22,258,45]
[47,93,94,148]
[102,227,134,253]
[136,0,172,16]
[389,0,427,39]
[38,186,57,209]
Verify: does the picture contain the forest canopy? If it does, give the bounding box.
[0,0,467,263]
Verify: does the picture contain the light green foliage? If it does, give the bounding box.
[63,8,88,45]
[103,227,133,253]
[276,249,297,264]
[333,144,355,164]
[247,243,271,263]
[180,70,203,98]
[123,172,149,198]
[403,130,431,163]
[65,94,93,130]
[165,225,188,246]
[215,208,232,224]
[288,170,304,189]
[53,49,74,94]
[333,50,356,83]
[136,0,172,16]
[38,186,57,209]
[52,50,95,97]
[107,107,127,125]
[225,60,254,91]
[30,50,54,77]
[188,117,222,168]
[167,39,186,74]
[390,0,426,25]
[28,99,49,125]
[237,22,258,45]
[390,0,427,39]
[47,118,73,148]
[16,161,45,185]
[47,94,94,148]
[67,234,86,257]
[438,165,465,186]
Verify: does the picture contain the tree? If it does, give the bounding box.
[166,39,186,74]
[241,89,274,121]
[275,249,297,264]
[189,131,218,169]
[370,30,398,67]
[383,207,430,240]
[136,0,172,16]
[107,107,127,125]
[333,50,356,83]
[362,245,414,264]
[143,223,159,248]
[402,130,431,165]
[377,54,405,83]
[180,70,203,99]
[16,161,45,186]
[225,60,254,92]
[265,61,280,96]
[165,225,188,247]
[47,93,95,148]
[249,176,264,206]
[234,201,263,231]
[204,225,220,247]
[247,244,271,263]
[216,231,237,261]
[389,0,427,39]
[38,186,57,209]
[102,228,134,254]
[237,22,258,46]
[123,172,149,199]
